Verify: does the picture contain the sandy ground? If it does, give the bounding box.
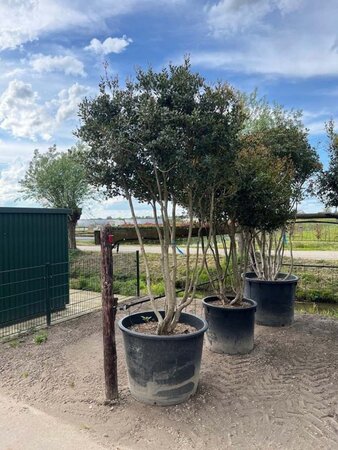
[0,392,108,450]
[78,244,338,261]
[1,306,338,450]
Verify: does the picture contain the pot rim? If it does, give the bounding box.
[118,310,208,341]
[244,272,299,284]
[202,295,257,310]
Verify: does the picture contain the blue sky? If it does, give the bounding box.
[0,0,337,218]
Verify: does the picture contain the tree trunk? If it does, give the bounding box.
[68,220,77,249]
[101,224,118,401]
[68,208,82,250]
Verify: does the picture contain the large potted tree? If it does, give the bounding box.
[243,99,320,326]
[77,60,243,404]
[201,142,293,353]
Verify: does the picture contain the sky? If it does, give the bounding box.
[0,0,337,218]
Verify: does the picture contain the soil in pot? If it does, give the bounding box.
[130,321,196,335]
[202,296,256,355]
[244,272,298,327]
[118,310,208,406]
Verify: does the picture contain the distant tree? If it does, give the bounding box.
[317,120,338,210]
[20,144,95,249]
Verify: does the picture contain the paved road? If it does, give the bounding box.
[78,244,338,261]
[0,393,108,450]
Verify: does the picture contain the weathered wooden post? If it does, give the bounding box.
[100,224,118,401]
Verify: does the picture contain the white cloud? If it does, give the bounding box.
[0,0,130,51]
[0,0,179,51]
[29,54,86,77]
[0,68,26,79]
[54,83,90,123]
[207,0,304,35]
[201,0,338,77]
[192,42,338,78]
[207,0,273,35]
[0,159,27,204]
[0,80,53,140]
[85,36,133,55]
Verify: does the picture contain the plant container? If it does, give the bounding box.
[244,272,298,327]
[202,296,256,355]
[118,310,208,406]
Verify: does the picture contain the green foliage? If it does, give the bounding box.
[243,92,320,193]
[69,249,140,297]
[34,331,48,345]
[296,303,338,318]
[77,59,245,210]
[141,316,152,323]
[114,280,138,296]
[150,281,165,296]
[317,120,338,209]
[236,95,320,230]
[76,57,247,329]
[9,339,20,348]
[70,275,101,292]
[20,143,93,211]
[20,143,97,248]
[296,287,338,304]
[228,145,294,231]
[70,275,139,297]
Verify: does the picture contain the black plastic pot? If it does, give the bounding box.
[118,311,208,406]
[244,272,298,327]
[202,296,257,355]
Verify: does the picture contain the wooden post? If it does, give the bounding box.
[100,224,118,401]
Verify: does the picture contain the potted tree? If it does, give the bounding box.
[77,60,244,404]
[242,99,320,326]
[201,142,292,353]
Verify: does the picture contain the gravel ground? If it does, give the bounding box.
[1,305,338,450]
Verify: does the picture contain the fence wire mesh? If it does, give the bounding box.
[0,251,139,339]
[1,251,337,340]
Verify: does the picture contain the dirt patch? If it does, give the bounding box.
[208,299,252,308]
[1,303,338,450]
[130,321,196,335]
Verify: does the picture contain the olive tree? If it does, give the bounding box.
[20,144,94,249]
[76,59,245,334]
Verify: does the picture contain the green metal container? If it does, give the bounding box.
[0,208,70,328]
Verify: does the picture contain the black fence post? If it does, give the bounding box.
[136,250,140,297]
[45,263,51,326]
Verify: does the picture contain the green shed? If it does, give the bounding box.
[0,207,70,328]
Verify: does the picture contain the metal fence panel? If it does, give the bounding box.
[0,208,69,326]
[0,251,139,339]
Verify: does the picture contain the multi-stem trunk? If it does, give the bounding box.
[228,221,243,305]
[250,227,292,281]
